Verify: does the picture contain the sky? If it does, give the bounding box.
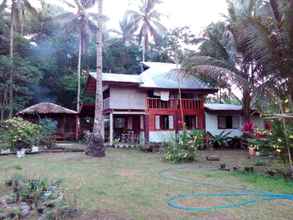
[47,0,228,34]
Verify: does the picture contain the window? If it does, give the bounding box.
[115,117,126,129]
[184,116,197,130]
[218,115,240,129]
[155,115,174,130]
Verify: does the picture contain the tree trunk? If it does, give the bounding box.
[288,77,293,111]
[8,0,15,118]
[86,0,105,157]
[142,35,146,62]
[77,31,82,112]
[242,87,251,122]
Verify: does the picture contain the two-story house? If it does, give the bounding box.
[82,62,217,144]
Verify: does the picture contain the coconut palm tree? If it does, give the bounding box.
[86,0,105,157]
[3,0,40,117]
[126,0,166,61]
[182,0,274,120]
[234,0,293,110]
[110,13,138,44]
[53,0,99,113]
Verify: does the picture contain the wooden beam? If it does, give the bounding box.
[109,113,114,145]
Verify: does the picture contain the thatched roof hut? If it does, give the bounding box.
[18,102,77,115]
[18,103,79,140]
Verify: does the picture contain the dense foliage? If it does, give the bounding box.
[164,130,205,163]
[1,175,78,219]
[0,117,41,150]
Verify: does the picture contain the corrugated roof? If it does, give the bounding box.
[89,62,214,91]
[18,102,77,115]
[205,103,242,111]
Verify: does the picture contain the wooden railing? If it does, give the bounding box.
[147,98,202,110]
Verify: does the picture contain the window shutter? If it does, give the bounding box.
[218,116,226,129]
[155,116,160,130]
[232,116,240,129]
[169,116,174,129]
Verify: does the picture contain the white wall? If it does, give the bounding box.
[205,112,243,137]
[110,87,147,110]
[149,131,176,143]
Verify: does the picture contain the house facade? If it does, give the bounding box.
[205,103,265,137]
[83,62,217,144]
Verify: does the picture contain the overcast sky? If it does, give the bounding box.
[47,0,228,34]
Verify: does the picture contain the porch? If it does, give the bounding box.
[105,111,146,145]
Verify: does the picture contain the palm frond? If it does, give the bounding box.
[0,0,7,13]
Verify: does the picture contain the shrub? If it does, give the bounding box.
[209,131,231,149]
[38,119,57,148]
[164,130,205,163]
[3,175,79,219]
[0,117,41,150]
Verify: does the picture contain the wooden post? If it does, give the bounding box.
[75,115,80,141]
[144,115,149,144]
[109,113,114,145]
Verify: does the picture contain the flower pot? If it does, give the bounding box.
[31,146,39,153]
[248,147,256,156]
[16,149,26,158]
[1,149,11,155]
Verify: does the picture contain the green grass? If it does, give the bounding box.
[0,148,292,220]
[232,172,293,194]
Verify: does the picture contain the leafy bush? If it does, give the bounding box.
[3,175,79,219]
[209,131,231,149]
[0,117,41,150]
[269,121,293,163]
[38,119,57,148]
[164,130,205,163]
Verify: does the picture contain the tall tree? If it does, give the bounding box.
[53,0,99,112]
[126,0,166,61]
[235,0,293,110]
[86,0,105,157]
[184,1,272,121]
[2,0,40,117]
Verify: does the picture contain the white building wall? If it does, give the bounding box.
[109,87,147,110]
[149,131,176,143]
[205,112,243,137]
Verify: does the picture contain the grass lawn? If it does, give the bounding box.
[0,148,293,220]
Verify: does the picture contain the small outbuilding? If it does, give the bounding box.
[17,102,79,140]
[205,103,265,137]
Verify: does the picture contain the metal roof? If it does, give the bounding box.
[204,103,243,111]
[89,62,214,91]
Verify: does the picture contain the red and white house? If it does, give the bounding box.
[83,62,217,144]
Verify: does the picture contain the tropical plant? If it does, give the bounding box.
[53,0,99,112]
[86,0,105,157]
[110,13,139,44]
[0,55,41,120]
[38,118,57,148]
[233,0,293,110]
[126,0,166,61]
[0,117,41,150]
[3,0,41,117]
[164,130,205,163]
[209,131,232,149]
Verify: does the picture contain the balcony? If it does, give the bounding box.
[146,98,202,111]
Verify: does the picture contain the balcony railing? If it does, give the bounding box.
[147,98,202,110]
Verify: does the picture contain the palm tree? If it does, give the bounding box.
[53,0,99,113]
[126,0,166,61]
[86,0,105,157]
[234,0,293,110]
[109,13,138,44]
[184,19,268,121]
[4,0,40,117]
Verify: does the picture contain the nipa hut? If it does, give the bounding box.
[17,102,79,140]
